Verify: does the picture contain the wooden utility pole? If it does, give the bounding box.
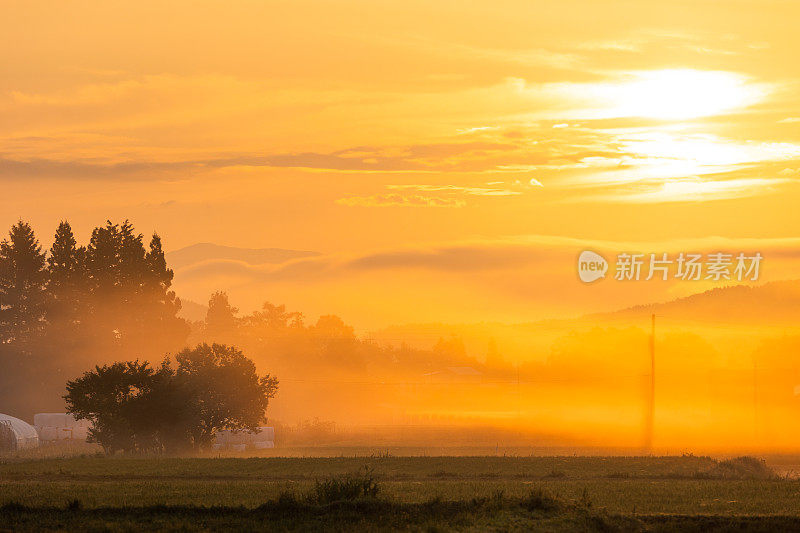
[643,314,655,453]
[753,359,758,445]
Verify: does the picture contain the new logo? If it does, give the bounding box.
[578,250,608,283]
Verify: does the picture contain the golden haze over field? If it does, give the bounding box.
[3,0,800,453]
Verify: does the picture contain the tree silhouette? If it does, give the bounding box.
[138,233,189,356]
[47,221,85,327]
[0,222,49,416]
[175,343,279,449]
[205,291,239,344]
[65,345,278,454]
[0,221,48,347]
[0,219,191,419]
[81,220,188,360]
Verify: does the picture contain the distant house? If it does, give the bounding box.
[0,413,39,452]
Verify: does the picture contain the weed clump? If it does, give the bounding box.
[0,502,27,513]
[306,467,380,505]
[701,456,776,480]
[522,488,561,512]
[274,489,301,508]
[66,499,83,511]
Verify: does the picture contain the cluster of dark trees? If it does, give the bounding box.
[1,218,494,448]
[65,344,278,454]
[0,220,190,418]
[0,221,189,417]
[1,219,281,453]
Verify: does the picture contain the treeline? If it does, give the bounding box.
[0,218,491,424]
[0,220,188,418]
[190,292,494,380]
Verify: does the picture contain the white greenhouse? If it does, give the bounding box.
[0,413,39,452]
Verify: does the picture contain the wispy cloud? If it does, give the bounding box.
[336,194,466,208]
[0,137,615,179]
[387,184,523,196]
[170,234,800,327]
[176,235,800,283]
[579,177,791,204]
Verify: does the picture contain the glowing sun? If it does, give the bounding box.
[601,69,763,120]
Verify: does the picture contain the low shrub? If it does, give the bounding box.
[306,467,380,505]
[522,488,561,512]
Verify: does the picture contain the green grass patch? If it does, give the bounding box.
[0,455,796,530]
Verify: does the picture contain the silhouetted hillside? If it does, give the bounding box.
[372,280,800,365]
[590,280,800,325]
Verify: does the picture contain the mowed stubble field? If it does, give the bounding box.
[2,453,800,531]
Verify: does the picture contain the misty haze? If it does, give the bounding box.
[4,1,800,531]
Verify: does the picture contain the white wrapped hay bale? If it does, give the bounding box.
[215,430,247,447]
[214,430,231,446]
[71,421,90,440]
[36,426,60,442]
[251,427,275,442]
[34,413,92,442]
[214,427,276,450]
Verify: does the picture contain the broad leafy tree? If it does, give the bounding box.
[65,344,278,453]
[175,343,279,448]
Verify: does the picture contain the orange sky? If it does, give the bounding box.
[3,0,800,328]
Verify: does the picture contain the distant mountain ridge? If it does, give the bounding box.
[168,243,800,333]
[166,242,319,271]
[371,280,800,358]
[168,243,320,322]
[586,279,800,325]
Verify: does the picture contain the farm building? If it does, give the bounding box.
[33,413,91,442]
[0,413,39,452]
[214,427,275,451]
